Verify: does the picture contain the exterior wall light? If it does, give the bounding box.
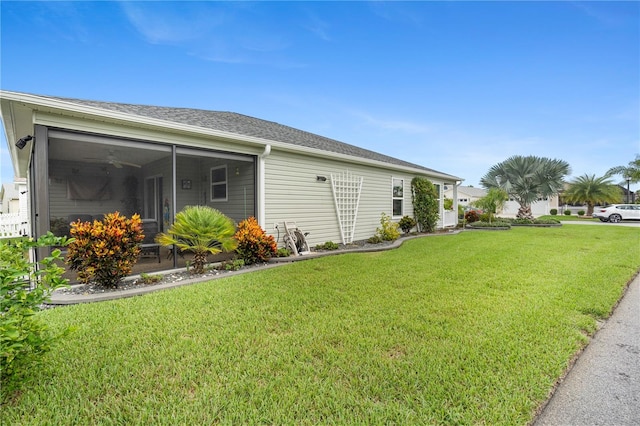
[16,135,33,150]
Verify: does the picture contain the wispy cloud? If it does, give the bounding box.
[120,2,224,45]
[301,12,332,42]
[368,1,423,26]
[349,110,434,134]
[119,1,301,67]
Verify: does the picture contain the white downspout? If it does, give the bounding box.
[258,144,271,229]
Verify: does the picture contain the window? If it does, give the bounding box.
[392,178,403,217]
[210,165,227,202]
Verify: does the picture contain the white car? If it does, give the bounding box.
[592,204,640,223]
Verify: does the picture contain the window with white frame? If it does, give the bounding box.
[210,165,228,202]
[392,178,404,217]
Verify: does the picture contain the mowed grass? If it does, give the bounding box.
[4,226,639,424]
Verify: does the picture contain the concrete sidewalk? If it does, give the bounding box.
[534,273,640,426]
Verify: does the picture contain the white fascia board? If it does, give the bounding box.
[1,90,463,182]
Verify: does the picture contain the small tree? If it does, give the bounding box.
[1,233,72,393]
[156,206,237,274]
[472,188,508,224]
[66,212,144,287]
[411,177,439,233]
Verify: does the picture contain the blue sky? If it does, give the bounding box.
[1,1,638,190]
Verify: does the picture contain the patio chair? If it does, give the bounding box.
[139,220,161,263]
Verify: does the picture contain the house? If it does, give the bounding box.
[445,185,559,217]
[0,181,20,214]
[0,178,29,237]
[1,90,461,272]
[443,185,485,209]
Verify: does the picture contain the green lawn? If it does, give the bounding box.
[4,226,639,424]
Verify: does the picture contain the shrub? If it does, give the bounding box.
[469,221,511,228]
[464,210,480,223]
[577,210,585,216]
[315,241,339,251]
[234,217,277,265]
[66,212,144,287]
[137,273,161,285]
[534,218,561,225]
[156,206,238,274]
[398,216,416,234]
[513,218,534,225]
[222,259,245,271]
[1,233,72,394]
[550,209,558,215]
[564,210,572,216]
[276,248,291,257]
[479,212,492,222]
[444,197,454,211]
[411,177,439,232]
[367,235,383,244]
[376,212,401,241]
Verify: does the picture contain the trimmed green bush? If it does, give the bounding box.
[398,216,416,234]
[468,221,511,228]
[577,210,585,216]
[550,209,558,215]
[564,210,572,216]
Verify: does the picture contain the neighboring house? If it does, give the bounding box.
[0,178,29,237]
[443,185,485,209]
[445,185,558,217]
[501,195,559,217]
[1,90,462,270]
[0,181,20,214]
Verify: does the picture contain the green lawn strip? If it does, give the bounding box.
[3,227,639,424]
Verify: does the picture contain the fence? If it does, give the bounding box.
[0,213,29,238]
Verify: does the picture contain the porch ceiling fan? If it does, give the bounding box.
[84,150,142,169]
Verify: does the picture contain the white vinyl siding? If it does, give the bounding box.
[263,150,447,247]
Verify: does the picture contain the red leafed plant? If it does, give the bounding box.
[65,212,144,287]
[234,217,277,265]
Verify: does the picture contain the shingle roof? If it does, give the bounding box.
[41,94,458,179]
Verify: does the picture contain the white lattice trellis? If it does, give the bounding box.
[330,171,363,244]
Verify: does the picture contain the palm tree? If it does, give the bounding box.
[156,206,238,274]
[480,155,570,219]
[472,188,508,224]
[563,174,622,216]
[607,155,640,202]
